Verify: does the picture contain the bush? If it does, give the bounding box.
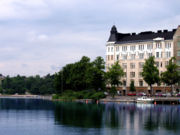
[52,94,59,99]
[91,92,106,100]
[52,90,106,100]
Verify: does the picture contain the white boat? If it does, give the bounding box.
[136,97,154,103]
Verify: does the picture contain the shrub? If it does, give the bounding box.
[91,92,106,100]
[52,94,59,99]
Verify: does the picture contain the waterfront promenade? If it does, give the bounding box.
[0,94,180,104]
[100,96,180,104]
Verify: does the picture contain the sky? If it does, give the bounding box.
[0,0,180,76]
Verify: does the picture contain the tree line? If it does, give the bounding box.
[0,74,55,95]
[0,56,180,96]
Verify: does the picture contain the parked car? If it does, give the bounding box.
[137,92,147,96]
[155,93,163,97]
[162,93,171,97]
[127,93,136,96]
[176,92,180,97]
[104,92,109,96]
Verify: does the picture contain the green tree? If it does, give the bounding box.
[90,56,105,91]
[54,56,95,93]
[109,86,117,98]
[106,62,124,97]
[142,56,160,96]
[161,57,180,94]
[130,81,136,92]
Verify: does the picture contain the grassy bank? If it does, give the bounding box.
[52,90,106,101]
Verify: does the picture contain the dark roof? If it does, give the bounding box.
[108,25,176,44]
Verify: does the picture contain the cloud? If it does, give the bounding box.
[0,0,179,76]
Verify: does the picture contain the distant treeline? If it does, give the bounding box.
[0,56,107,95]
[0,74,55,95]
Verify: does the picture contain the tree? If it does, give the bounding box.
[54,56,106,94]
[161,57,180,94]
[106,62,124,97]
[90,56,105,91]
[109,86,117,98]
[142,56,160,96]
[130,81,136,92]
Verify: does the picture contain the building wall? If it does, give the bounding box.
[106,39,173,91]
[173,26,180,67]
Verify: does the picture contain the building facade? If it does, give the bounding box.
[106,25,180,95]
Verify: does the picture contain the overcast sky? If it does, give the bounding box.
[0,0,180,76]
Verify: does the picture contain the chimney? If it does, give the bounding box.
[132,33,136,36]
[157,30,162,33]
[172,29,176,32]
[163,30,168,33]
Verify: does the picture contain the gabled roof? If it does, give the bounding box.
[108,26,176,44]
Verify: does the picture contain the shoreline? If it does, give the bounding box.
[0,95,180,104]
[0,94,52,100]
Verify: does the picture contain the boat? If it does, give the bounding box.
[136,97,154,103]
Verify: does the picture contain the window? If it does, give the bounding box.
[156,42,162,48]
[130,80,134,85]
[122,54,127,60]
[155,62,159,67]
[177,60,180,66]
[116,55,119,60]
[139,45,144,50]
[111,55,113,60]
[122,46,127,51]
[178,42,180,48]
[130,45,136,51]
[130,54,136,59]
[165,42,171,48]
[139,72,142,77]
[130,72,135,78]
[111,47,113,52]
[108,47,110,52]
[123,80,126,86]
[122,63,127,69]
[165,52,171,58]
[147,53,153,58]
[139,80,143,86]
[160,62,162,67]
[165,61,169,66]
[124,72,127,77]
[116,46,119,52]
[130,63,135,69]
[139,53,144,59]
[147,44,153,50]
[156,52,159,58]
[177,51,180,56]
[139,62,144,68]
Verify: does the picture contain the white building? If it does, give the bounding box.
[106,25,180,95]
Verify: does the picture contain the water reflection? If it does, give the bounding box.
[0,98,54,110]
[0,98,180,135]
[54,102,180,133]
[54,102,105,128]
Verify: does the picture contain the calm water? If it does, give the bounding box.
[0,98,180,135]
